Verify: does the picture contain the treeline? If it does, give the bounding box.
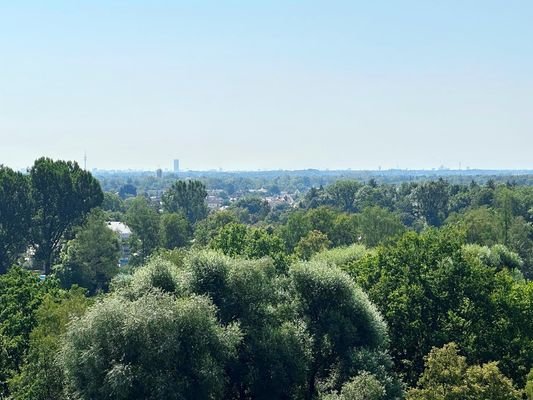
[102,177,533,279]
[95,169,533,197]
[1,158,533,399]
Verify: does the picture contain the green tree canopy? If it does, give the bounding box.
[61,292,241,400]
[30,158,103,274]
[159,212,190,250]
[407,343,522,400]
[55,210,120,294]
[295,230,331,261]
[126,197,160,264]
[0,267,53,396]
[0,166,31,274]
[348,228,533,386]
[162,180,208,225]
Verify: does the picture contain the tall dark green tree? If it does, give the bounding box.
[162,180,208,225]
[30,158,103,274]
[0,166,31,274]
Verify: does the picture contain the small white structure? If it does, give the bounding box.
[107,222,132,266]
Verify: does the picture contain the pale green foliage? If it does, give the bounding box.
[185,250,232,312]
[290,261,395,398]
[461,243,523,272]
[61,292,241,400]
[526,368,533,399]
[211,222,248,257]
[311,244,368,270]
[211,223,289,270]
[185,250,312,398]
[407,343,522,400]
[59,250,400,400]
[295,230,331,260]
[127,256,186,296]
[322,372,385,400]
[447,206,502,246]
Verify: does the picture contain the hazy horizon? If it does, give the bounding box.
[1,1,532,171]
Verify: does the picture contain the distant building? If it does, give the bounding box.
[107,222,132,267]
[156,168,162,178]
[173,159,180,173]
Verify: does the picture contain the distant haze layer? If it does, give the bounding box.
[1,1,532,171]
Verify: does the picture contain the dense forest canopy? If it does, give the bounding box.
[1,159,533,399]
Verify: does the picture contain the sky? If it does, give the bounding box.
[1,1,532,171]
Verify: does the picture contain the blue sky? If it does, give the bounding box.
[1,1,532,171]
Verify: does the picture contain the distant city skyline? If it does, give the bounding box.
[1,1,532,171]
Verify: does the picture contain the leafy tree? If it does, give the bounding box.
[160,212,190,249]
[61,292,240,400]
[414,179,450,227]
[311,244,368,270]
[349,228,533,386]
[211,223,249,257]
[194,210,239,246]
[446,206,502,246]
[280,210,312,251]
[407,343,522,400]
[328,213,359,247]
[0,267,51,396]
[306,207,338,238]
[30,158,103,274]
[358,206,406,247]
[526,368,533,400]
[101,192,125,213]
[243,227,289,270]
[233,197,271,224]
[162,180,208,225]
[210,224,289,271]
[326,180,362,212]
[8,288,90,400]
[322,372,386,400]
[289,261,398,399]
[55,210,120,294]
[0,166,31,274]
[186,252,311,399]
[126,197,160,264]
[506,216,533,279]
[295,230,331,261]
